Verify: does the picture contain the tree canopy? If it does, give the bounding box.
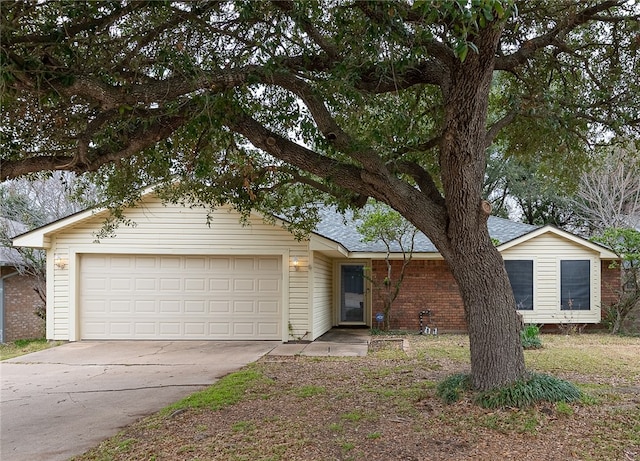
[2,0,639,392]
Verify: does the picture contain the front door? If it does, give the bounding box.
[340,264,365,323]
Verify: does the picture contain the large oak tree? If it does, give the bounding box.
[2,1,639,391]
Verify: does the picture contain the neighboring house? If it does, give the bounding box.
[1,219,45,342]
[12,192,620,342]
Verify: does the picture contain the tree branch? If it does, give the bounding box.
[271,0,340,60]
[485,109,518,147]
[496,1,624,71]
[394,160,445,207]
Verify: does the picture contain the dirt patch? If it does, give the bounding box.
[74,335,640,461]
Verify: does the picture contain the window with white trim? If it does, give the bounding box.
[560,260,590,310]
[504,260,534,310]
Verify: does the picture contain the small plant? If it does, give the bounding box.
[437,372,582,409]
[340,411,364,422]
[436,373,471,404]
[555,401,574,416]
[294,385,325,398]
[476,373,582,409]
[328,422,343,433]
[340,440,356,452]
[231,421,256,432]
[520,324,542,349]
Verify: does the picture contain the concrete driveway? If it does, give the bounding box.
[0,340,278,461]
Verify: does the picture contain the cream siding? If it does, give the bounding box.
[501,232,601,324]
[311,252,333,339]
[288,249,311,340]
[46,195,310,341]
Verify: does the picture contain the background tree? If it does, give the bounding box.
[575,143,640,233]
[357,202,418,331]
[2,1,640,392]
[0,172,98,319]
[484,153,583,229]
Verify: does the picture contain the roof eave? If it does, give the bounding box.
[497,225,620,259]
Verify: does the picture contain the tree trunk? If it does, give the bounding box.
[445,235,527,391]
[435,24,527,391]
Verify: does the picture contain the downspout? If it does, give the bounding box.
[0,269,19,343]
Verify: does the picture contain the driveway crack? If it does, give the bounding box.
[46,383,210,394]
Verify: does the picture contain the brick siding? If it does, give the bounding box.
[600,260,621,308]
[370,258,622,333]
[370,259,467,333]
[2,267,45,342]
[600,259,640,334]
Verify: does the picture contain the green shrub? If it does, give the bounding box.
[521,324,542,349]
[437,372,582,409]
[436,373,471,404]
[476,373,582,409]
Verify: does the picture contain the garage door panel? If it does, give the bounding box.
[135,300,155,313]
[135,278,157,291]
[111,257,134,269]
[185,278,206,291]
[210,279,230,291]
[159,300,181,312]
[210,300,230,313]
[159,278,181,291]
[80,255,282,340]
[209,323,231,335]
[110,300,132,313]
[135,257,157,269]
[234,258,256,271]
[233,323,255,335]
[185,257,206,270]
[233,279,255,291]
[159,323,181,335]
[110,322,133,335]
[258,300,279,314]
[185,300,206,313]
[258,323,279,335]
[233,300,256,313]
[259,279,280,292]
[134,323,156,335]
[159,257,181,269]
[259,258,280,271]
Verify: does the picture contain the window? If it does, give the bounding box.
[560,260,590,310]
[504,260,534,310]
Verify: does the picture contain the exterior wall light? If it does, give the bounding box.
[292,256,299,271]
[54,256,68,270]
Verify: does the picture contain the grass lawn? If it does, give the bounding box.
[73,333,640,461]
[0,338,63,360]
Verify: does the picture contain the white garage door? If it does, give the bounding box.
[79,255,282,340]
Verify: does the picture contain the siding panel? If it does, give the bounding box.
[312,252,333,339]
[48,196,310,341]
[501,233,601,324]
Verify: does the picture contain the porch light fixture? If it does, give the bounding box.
[292,256,299,271]
[54,256,68,270]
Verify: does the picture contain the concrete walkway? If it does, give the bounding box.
[268,328,370,357]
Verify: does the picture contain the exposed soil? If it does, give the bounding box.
[75,336,640,461]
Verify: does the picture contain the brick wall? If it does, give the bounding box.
[600,259,639,333]
[600,260,621,310]
[369,259,467,333]
[370,258,623,333]
[2,267,45,342]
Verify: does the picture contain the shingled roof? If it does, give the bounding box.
[313,207,539,253]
